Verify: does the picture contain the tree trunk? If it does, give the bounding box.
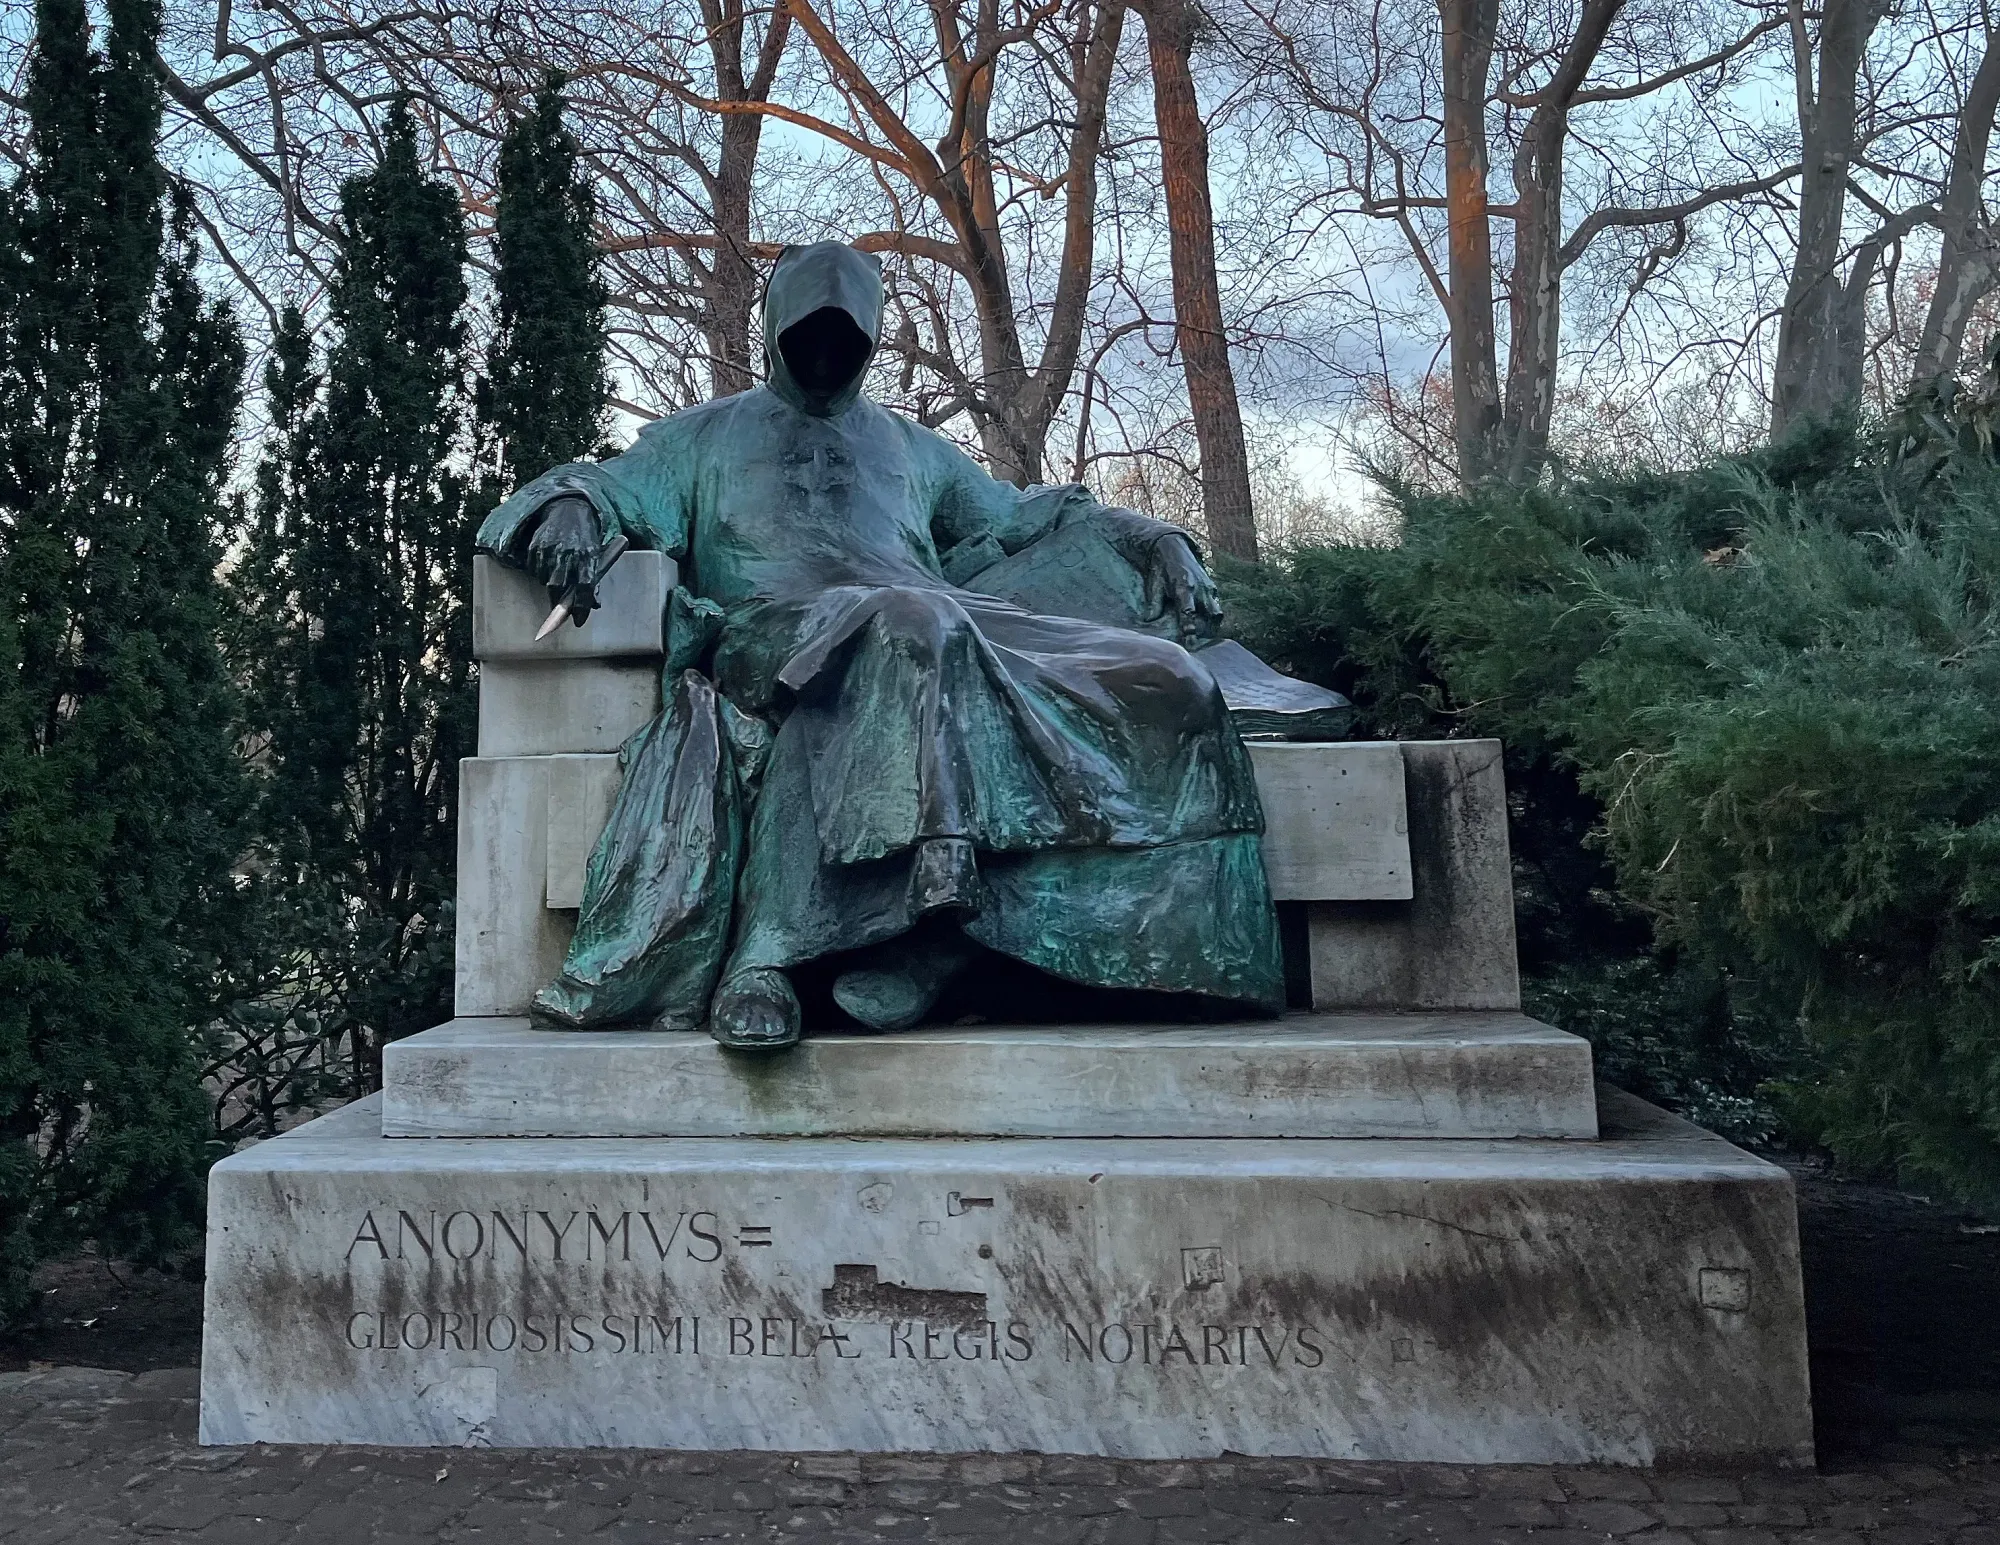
[1771,0,1878,435]
[1911,28,2000,385]
[1438,0,1502,484]
[1498,0,1618,482]
[706,112,763,397]
[1136,0,1257,560]
[700,0,789,397]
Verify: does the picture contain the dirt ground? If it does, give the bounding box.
[4,1157,1997,1466]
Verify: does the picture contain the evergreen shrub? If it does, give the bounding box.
[0,0,247,1322]
[1223,423,2000,1207]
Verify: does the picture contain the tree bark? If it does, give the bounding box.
[1438,0,1502,483]
[699,0,790,397]
[1771,0,1878,435]
[1499,0,1618,481]
[1135,0,1257,560]
[1911,27,2000,385]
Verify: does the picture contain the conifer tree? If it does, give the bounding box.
[254,103,476,1094]
[0,0,247,1323]
[488,79,610,482]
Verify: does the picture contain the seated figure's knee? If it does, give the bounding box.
[1113,635,1221,726]
[866,586,974,658]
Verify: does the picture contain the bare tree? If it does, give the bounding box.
[1241,0,1792,482]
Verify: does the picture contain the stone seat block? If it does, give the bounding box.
[455,755,621,1016]
[1246,742,1409,901]
[198,1085,1811,1464]
[472,551,673,660]
[1307,739,1521,1013]
[477,659,660,757]
[381,1012,1599,1140]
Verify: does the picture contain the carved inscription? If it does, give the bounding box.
[333,1206,1334,1373]
[345,1208,728,1264]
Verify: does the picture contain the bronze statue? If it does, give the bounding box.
[479,241,1286,1048]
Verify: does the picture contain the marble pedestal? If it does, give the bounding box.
[199,561,1811,1461]
[198,1084,1810,1464]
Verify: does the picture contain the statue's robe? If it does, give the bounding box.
[479,242,1282,1027]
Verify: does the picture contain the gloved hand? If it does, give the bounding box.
[1144,534,1223,647]
[526,494,604,625]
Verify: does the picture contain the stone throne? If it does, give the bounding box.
[198,556,1813,1464]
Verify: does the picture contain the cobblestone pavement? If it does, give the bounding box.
[4,1368,1998,1544]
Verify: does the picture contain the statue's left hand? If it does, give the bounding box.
[1146,535,1223,647]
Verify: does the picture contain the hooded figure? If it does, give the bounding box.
[479,241,1283,1047]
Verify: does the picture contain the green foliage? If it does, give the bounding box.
[218,86,610,1140]
[229,103,475,1105]
[486,79,609,482]
[0,0,247,1323]
[1226,423,2000,1204]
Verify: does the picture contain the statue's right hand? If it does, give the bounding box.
[525,494,604,617]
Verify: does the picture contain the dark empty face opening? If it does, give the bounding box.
[778,307,872,398]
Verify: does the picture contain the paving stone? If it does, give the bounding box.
[1400,1464,1479,1497]
[1152,1517,1249,1543]
[953,1456,1037,1485]
[793,1454,865,1482]
[1558,1468,1658,1501]
[1308,1461,1403,1494]
[861,1456,952,1482]
[1880,1463,1952,1488]
[1222,1527,1307,1545]
[1117,1488,1210,1519]
[130,1371,202,1399]
[1820,1472,1894,1497]
[1658,1476,1747,1503]
[1474,1468,1567,1501]
[1658,1502,1733,1527]
[772,1507,846,1534]
[1555,1498,1657,1534]
[1038,1458,1121,1486]
[1280,1494,1385,1527]
[3,1367,1999,1545]
[1909,1495,1986,1527]
[1201,1488,1291,1520]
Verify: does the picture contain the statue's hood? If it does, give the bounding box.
[763,241,882,416]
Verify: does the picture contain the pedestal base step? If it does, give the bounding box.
[380,1012,1598,1140]
[199,1087,1810,1464]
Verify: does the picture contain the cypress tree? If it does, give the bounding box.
[254,103,476,1094]
[487,79,609,481]
[0,0,247,1322]
[214,305,349,1141]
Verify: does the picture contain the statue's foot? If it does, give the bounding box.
[709,968,802,1051]
[833,933,978,1032]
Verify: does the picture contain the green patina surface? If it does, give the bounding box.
[478,242,1281,1032]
